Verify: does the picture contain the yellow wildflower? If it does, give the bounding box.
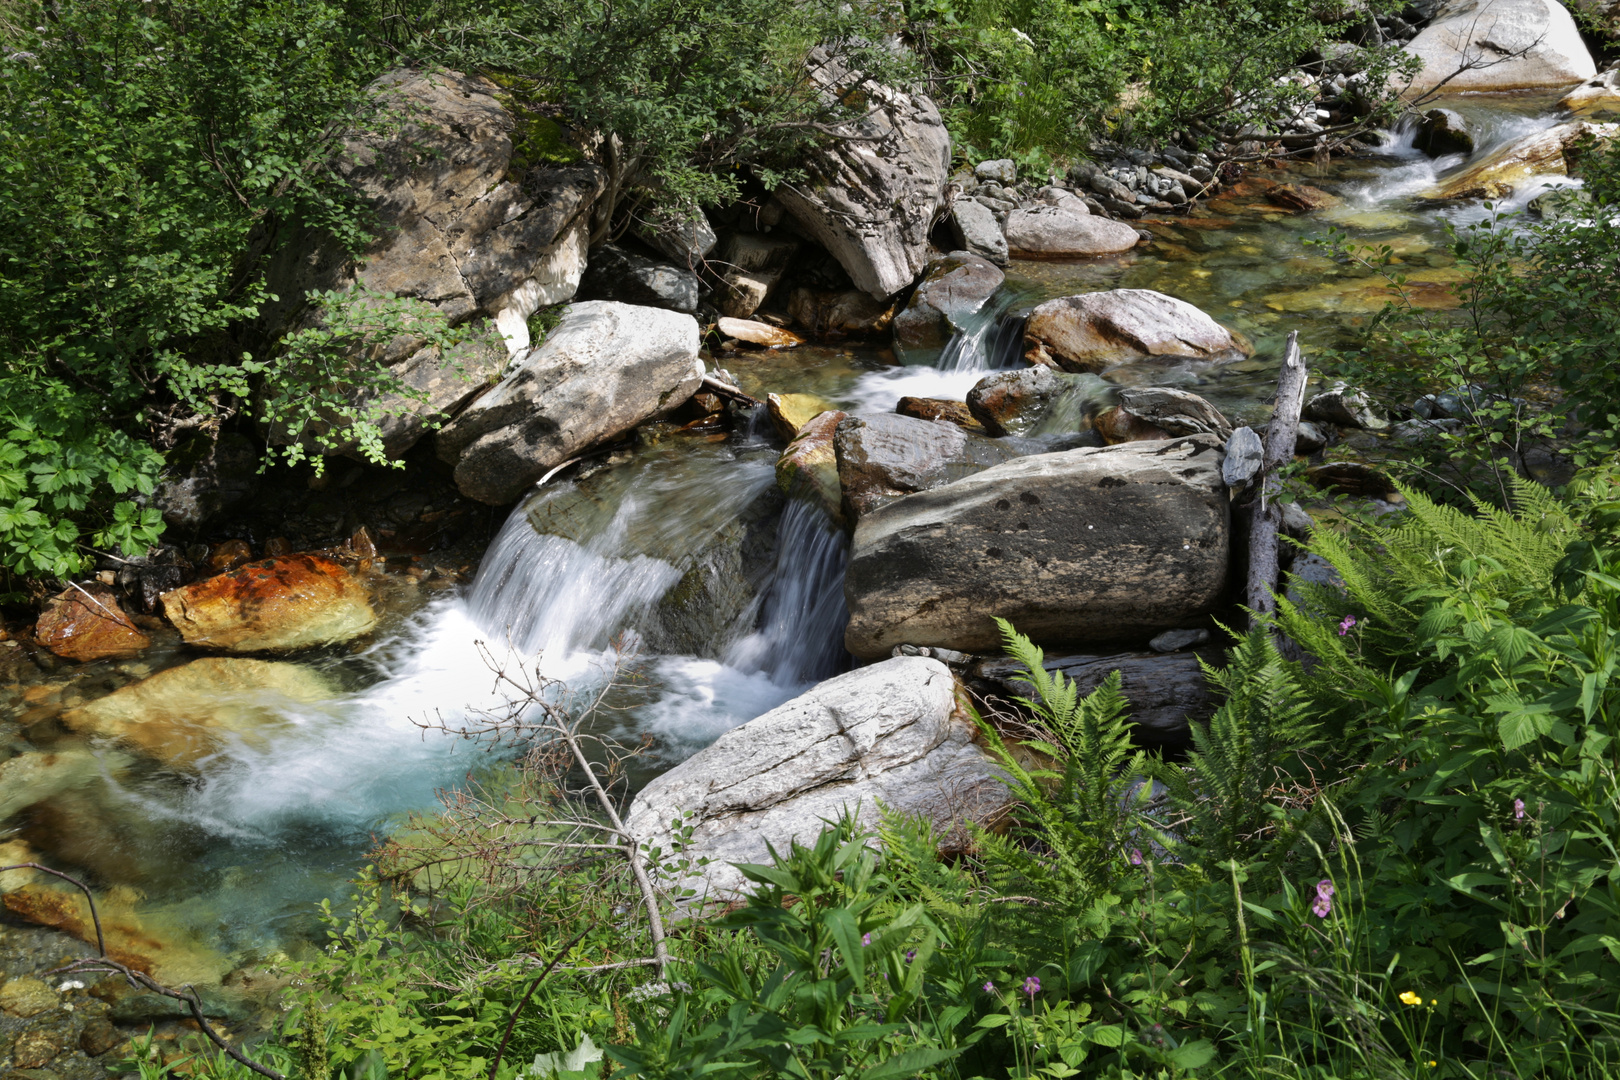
[1399,991,1422,1006]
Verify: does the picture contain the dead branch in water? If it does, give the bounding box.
[1247,331,1308,622]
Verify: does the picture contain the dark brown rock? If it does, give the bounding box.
[966,367,1106,437]
[896,397,985,433]
[1265,184,1342,212]
[892,252,1004,351]
[207,539,254,573]
[33,584,150,663]
[834,413,1020,524]
[79,1019,122,1057]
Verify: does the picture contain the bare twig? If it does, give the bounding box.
[1,863,105,956]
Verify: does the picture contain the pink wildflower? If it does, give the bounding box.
[1339,615,1358,636]
[1514,799,1525,820]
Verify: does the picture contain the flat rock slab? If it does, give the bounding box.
[844,435,1231,659]
[161,555,376,653]
[1401,0,1594,94]
[625,656,1006,899]
[1024,289,1252,372]
[438,301,704,503]
[61,657,339,767]
[1424,121,1617,200]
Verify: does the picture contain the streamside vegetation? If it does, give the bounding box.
[123,461,1620,1079]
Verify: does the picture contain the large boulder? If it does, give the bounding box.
[1400,0,1595,94]
[773,50,953,299]
[976,650,1215,745]
[1424,121,1619,199]
[1093,387,1234,443]
[258,70,607,456]
[892,252,1005,352]
[1023,289,1253,372]
[1561,67,1620,117]
[576,243,699,313]
[843,436,1230,659]
[437,301,703,503]
[160,555,377,652]
[624,657,1007,899]
[947,198,1009,266]
[1003,198,1140,258]
[60,657,339,767]
[966,367,1111,437]
[834,412,1021,523]
[34,584,149,663]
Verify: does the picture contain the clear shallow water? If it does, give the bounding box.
[0,91,1583,982]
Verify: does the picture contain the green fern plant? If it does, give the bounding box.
[969,619,1148,910]
[1149,629,1321,873]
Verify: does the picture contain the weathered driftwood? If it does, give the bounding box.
[976,651,1216,744]
[1247,331,1308,619]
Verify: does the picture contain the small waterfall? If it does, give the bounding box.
[725,498,850,686]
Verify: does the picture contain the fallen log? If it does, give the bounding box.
[1247,331,1308,620]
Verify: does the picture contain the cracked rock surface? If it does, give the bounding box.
[625,656,1006,900]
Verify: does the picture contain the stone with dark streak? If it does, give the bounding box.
[159,555,376,652]
[843,436,1230,658]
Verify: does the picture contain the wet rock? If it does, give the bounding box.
[78,1019,120,1057]
[0,978,58,1018]
[206,539,253,573]
[1023,289,1253,372]
[150,431,259,531]
[713,234,800,319]
[774,50,953,298]
[1305,384,1387,430]
[1149,628,1210,652]
[1263,265,1466,312]
[966,367,1109,437]
[1107,388,1233,440]
[947,198,1009,266]
[33,585,149,663]
[767,393,840,439]
[9,1033,59,1070]
[0,751,115,821]
[1424,121,1617,200]
[834,413,1021,523]
[975,649,1215,745]
[1415,109,1475,157]
[1401,0,1594,94]
[843,435,1230,659]
[896,397,985,434]
[438,301,704,503]
[719,316,806,348]
[1004,200,1141,258]
[258,70,602,453]
[2,882,231,986]
[1093,406,1175,444]
[777,411,847,524]
[625,656,1007,899]
[160,554,375,652]
[114,546,193,615]
[1561,67,1620,118]
[576,243,700,313]
[892,252,1005,352]
[786,289,895,337]
[1265,183,1342,212]
[60,657,338,767]
[109,990,241,1023]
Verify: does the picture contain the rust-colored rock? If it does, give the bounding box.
[1265,184,1342,213]
[160,554,376,652]
[1,883,229,986]
[895,397,985,433]
[207,539,254,573]
[33,584,150,663]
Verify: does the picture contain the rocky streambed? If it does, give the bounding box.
[2,61,1615,1076]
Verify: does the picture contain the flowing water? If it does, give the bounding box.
[0,90,1583,985]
